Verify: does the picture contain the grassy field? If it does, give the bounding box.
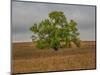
[12,41,96,74]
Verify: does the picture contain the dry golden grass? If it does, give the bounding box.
[12,41,96,74]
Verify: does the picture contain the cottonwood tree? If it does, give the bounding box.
[30,11,80,51]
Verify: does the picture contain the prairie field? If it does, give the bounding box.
[12,41,96,74]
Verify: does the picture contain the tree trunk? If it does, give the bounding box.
[54,47,58,51]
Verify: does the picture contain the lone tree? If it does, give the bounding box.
[30,11,80,51]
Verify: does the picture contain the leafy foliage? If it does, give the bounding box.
[30,11,80,50]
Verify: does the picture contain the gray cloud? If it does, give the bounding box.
[12,1,96,42]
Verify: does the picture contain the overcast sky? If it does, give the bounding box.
[12,1,96,42]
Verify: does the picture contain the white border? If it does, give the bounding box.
[0,0,99,75]
[22,0,97,5]
[0,0,10,75]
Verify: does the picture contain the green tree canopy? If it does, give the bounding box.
[30,11,80,50]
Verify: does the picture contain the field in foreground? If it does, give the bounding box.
[12,41,96,74]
